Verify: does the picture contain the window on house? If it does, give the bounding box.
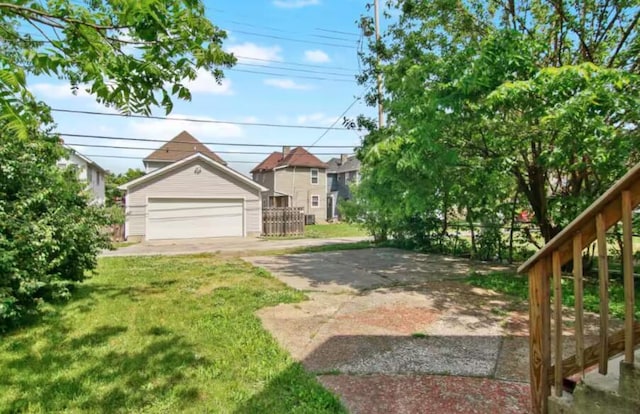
[310,168,319,184]
[311,195,320,207]
[96,171,101,185]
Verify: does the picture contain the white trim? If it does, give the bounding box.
[144,196,246,240]
[310,168,319,185]
[124,192,130,239]
[119,153,268,192]
[310,194,320,208]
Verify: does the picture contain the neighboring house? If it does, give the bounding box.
[326,154,361,220]
[58,146,106,205]
[119,131,267,241]
[251,146,328,223]
[142,130,226,173]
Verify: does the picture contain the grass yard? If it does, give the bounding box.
[0,255,345,413]
[467,271,640,320]
[265,223,368,240]
[304,223,368,238]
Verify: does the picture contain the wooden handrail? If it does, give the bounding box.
[518,162,640,275]
[518,162,640,414]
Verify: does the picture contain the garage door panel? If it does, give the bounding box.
[147,198,243,240]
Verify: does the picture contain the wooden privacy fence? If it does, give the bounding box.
[518,163,640,414]
[263,207,305,236]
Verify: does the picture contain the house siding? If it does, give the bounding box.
[59,153,105,205]
[126,159,261,239]
[144,160,172,173]
[274,167,327,222]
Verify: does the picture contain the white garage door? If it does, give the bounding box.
[146,198,243,240]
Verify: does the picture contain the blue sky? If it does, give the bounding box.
[27,0,377,176]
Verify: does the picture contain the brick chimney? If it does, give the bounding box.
[340,154,348,164]
[282,146,291,157]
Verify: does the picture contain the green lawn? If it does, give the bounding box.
[0,255,345,413]
[304,223,368,238]
[467,271,640,320]
[265,223,368,240]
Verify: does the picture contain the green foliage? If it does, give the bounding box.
[354,0,640,251]
[105,168,144,206]
[0,130,110,331]
[0,255,345,412]
[0,0,235,329]
[468,271,640,320]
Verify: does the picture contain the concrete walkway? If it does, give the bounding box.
[101,236,369,257]
[245,249,532,413]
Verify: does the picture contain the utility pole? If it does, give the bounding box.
[374,0,384,128]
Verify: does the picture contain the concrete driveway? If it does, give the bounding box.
[100,236,369,257]
[245,248,532,413]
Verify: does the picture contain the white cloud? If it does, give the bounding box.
[264,78,313,90]
[128,114,245,141]
[30,82,91,100]
[304,50,330,63]
[276,112,337,126]
[183,68,234,95]
[226,42,282,63]
[295,112,336,125]
[273,0,320,8]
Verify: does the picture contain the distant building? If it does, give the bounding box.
[252,146,329,223]
[58,147,106,205]
[326,154,360,220]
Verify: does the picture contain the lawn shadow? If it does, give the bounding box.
[1,318,207,412]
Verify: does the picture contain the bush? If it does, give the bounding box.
[0,134,109,331]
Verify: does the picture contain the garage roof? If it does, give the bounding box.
[118,153,268,192]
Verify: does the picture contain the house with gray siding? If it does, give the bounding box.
[251,146,328,223]
[119,131,267,241]
[326,154,360,220]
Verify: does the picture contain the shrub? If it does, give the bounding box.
[0,134,109,331]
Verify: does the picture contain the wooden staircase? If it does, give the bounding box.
[518,164,640,414]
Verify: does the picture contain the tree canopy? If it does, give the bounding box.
[349,0,640,251]
[0,0,234,330]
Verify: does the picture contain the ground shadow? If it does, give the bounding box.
[1,316,206,412]
[234,334,532,414]
[247,248,513,293]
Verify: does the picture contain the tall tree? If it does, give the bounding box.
[354,0,640,243]
[0,0,235,330]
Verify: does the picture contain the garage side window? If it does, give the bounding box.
[310,168,319,185]
[311,195,319,207]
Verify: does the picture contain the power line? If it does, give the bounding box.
[315,28,360,37]
[58,133,356,148]
[82,153,260,164]
[226,29,356,49]
[235,55,357,72]
[50,109,353,130]
[227,67,355,82]
[237,62,354,78]
[64,142,350,155]
[309,97,361,148]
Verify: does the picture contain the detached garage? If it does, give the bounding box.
[119,152,267,241]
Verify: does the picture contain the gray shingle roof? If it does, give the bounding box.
[326,155,360,173]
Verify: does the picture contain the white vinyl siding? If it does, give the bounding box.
[126,159,261,239]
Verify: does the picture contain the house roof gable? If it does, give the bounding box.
[251,147,328,173]
[143,130,226,165]
[119,153,267,192]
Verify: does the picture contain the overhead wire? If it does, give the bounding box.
[50,109,354,130]
[58,133,356,148]
[64,142,350,156]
